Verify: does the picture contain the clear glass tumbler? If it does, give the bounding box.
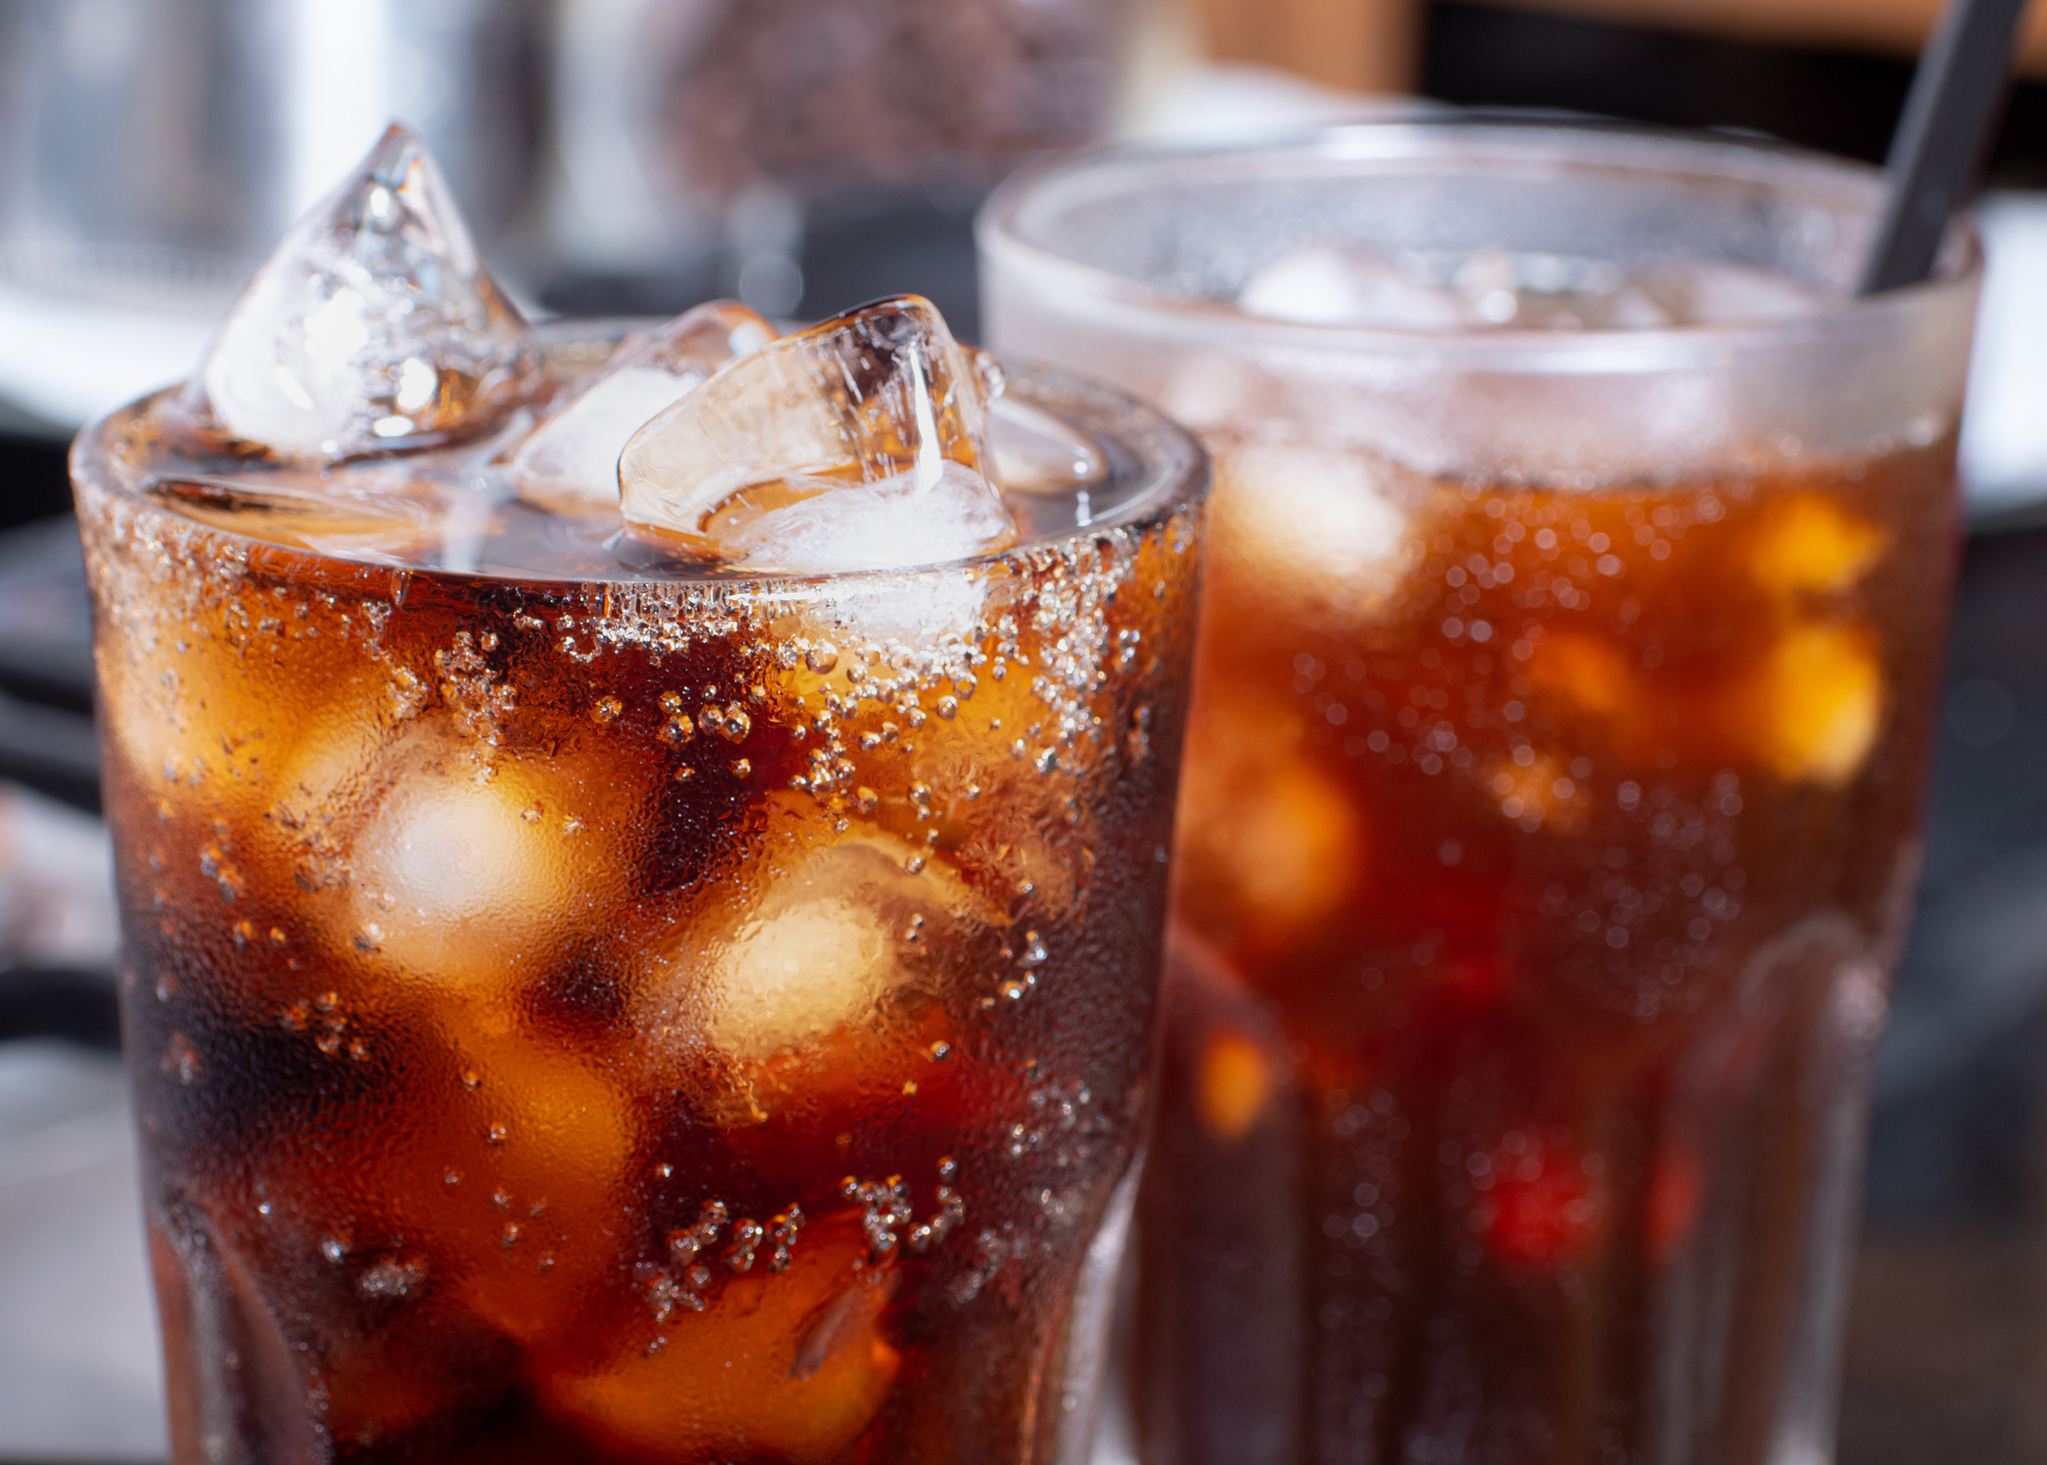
[980,122,1979,1465]
[75,339,1207,1465]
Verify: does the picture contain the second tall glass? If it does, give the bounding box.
[981,123,1979,1465]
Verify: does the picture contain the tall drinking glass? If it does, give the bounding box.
[980,122,1978,1465]
[76,288,1206,1460]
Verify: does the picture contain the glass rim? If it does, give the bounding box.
[69,346,1211,590]
[977,114,1985,370]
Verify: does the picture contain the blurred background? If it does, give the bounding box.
[3,0,2046,1460]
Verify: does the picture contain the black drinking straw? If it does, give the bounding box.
[1862,0,2033,293]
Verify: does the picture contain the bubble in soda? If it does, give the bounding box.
[620,296,1017,571]
[510,301,776,511]
[198,123,543,461]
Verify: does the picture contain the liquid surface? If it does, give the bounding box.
[104,338,1156,585]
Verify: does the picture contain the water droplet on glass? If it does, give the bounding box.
[160,1034,203,1084]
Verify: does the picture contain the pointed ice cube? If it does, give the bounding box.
[198,123,543,462]
[509,301,775,511]
[618,296,1016,570]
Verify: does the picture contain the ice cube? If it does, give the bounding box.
[1238,244,1464,328]
[1645,261,1824,325]
[429,1014,639,1343]
[785,564,999,654]
[538,1210,900,1462]
[619,295,1016,570]
[1561,282,1676,330]
[198,123,543,462]
[510,301,776,511]
[1209,442,1414,616]
[1174,694,1365,952]
[312,725,646,990]
[1744,494,1888,598]
[697,837,954,1064]
[1736,623,1882,785]
[147,472,446,563]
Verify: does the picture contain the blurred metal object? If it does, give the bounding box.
[0,0,547,430]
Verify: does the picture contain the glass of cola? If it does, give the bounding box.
[980,121,1979,1465]
[77,125,1207,1465]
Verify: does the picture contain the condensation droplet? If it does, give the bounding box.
[161,1034,203,1085]
[357,1257,425,1299]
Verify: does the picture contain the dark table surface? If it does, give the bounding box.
[3,449,2045,1462]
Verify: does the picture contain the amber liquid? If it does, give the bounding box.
[79,391,1200,1465]
[1139,435,1957,1465]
